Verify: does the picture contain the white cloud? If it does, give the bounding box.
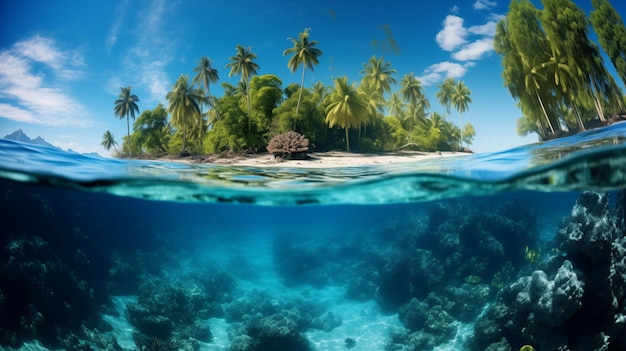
[417,61,471,86]
[0,103,37,123]
[0,36,91,126]
[453,38,494,61]
[474,0,497,10]
[436,15,467,51]
[469,21,498,36]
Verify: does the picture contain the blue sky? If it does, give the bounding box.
[0,0,623,155]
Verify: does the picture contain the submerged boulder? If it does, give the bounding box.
[469,191,626,351]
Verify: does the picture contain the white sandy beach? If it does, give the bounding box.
[168,150,468,168]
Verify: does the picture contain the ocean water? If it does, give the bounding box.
[1,124,626,351]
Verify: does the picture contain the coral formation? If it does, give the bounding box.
[266,131,309,160]
[470,191,626,350]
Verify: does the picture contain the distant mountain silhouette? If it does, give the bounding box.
[3,129,59,149]
[3,129,101,157]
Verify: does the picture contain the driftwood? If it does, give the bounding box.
[267,131,309,160]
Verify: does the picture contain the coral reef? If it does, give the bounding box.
[125,266,235,341]
[469,191,626,351]
[266,131,309,160]
[0,235,106,348]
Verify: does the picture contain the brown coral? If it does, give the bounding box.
[267,131,309,160]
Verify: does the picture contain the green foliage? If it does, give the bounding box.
[132,104,170,155]
[272,88,327,147]
[495,0,624,139]
[360,55,397,95]
[113,86,140,156]
[166,75,204,153]
[226,45,260,132]
[462,122,476,149]
[283,28,322,117]
[101,130,118,153]
[325,77,369,151]
[591,0,626,88]
[117,40,482,157]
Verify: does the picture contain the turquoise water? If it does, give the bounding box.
[1,123,626,351]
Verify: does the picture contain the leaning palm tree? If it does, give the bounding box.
[451,80,472,148]
[436,78,455,120]
[113,86,140,156]
[360,55,397,95]
[325,77,368,151]
[101,130,118,153]
[520,54,556,135]
[283,28,322,118]
[166,75,204,154]
[192,56,220,118]
[226,45,260,132]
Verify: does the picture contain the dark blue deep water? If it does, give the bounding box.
[2,123,626,351]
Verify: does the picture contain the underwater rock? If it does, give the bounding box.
[557,191,617,263]
[470,191,626,351]
[229,310,313,351]
[125,277,223,341]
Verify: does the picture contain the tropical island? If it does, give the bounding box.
[101,0,626,164]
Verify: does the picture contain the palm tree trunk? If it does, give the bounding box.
[246,80,252,132]
[296,66,305,117]
[536,91,556,134]
[207,86,221,121]
[126,115,131,156]
[573,103,586,131]
[590,85,606,122]
[459,113,463,150]
[345,127,350,152]
[182,126,187,153]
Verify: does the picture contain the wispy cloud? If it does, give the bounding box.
[0,35,91,126]
[474,0,497,10]
[110,0,174,103]
[417,61,473,86]
[106,1,128,53]
[452,38,494,61]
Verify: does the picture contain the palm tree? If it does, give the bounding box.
[451,80,472,148]
[325,77,368,151]
[399,73,429,129]
[540,48,584,130]
[226,45,260,132]
[166,74,204,154]
[386,92,405,119]
[436,78,455,120]
[113,86,140,156]
[358,82,385,133]
[283,28,322,118]
[360,56,397,95]
[192,56,220,118]
[520,53,556,135]
[101,130,118,153]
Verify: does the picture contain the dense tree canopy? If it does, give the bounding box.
[494,0,624,140]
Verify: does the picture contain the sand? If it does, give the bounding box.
[157,150,468,168]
